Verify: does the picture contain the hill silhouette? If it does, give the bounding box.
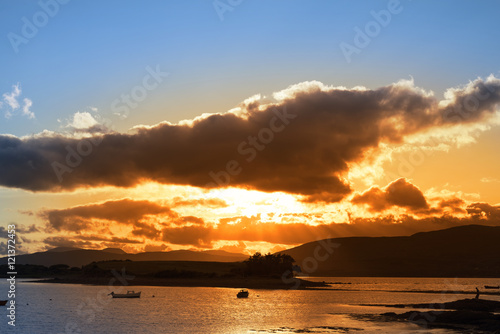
[4,224,500,276]
[0,248,247,267]
[281,224,500,277]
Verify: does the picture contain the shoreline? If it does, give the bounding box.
[357,298,500,333]
[29,276,330,290]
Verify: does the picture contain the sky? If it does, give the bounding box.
[1,0,500,255]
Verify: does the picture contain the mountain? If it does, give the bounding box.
[1,248,247,268]
[101,248,127,254]
[280,224,500,277]
[45,247,82,253]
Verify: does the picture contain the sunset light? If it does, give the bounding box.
[1,1,500,333]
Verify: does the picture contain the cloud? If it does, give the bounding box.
[1,77,500,201]
[22,98,34,119]
[352,178,428,212]
[42,236,98,249]
[143,243,170,252]
[2,83,34,119]
[131,221,162,239]
[39,199,212,246]
[171,197,228,208]
[67,112,98,129]
[438,198,467,214]
[162,225,213,248]
[441,75,500,124]
[62,110,111,136]
[16,224,40,233]
[0,225,28,254]
[42,235,144,251]
[467,202,500,220]
[41,198,174,231]
[35,195,500,250]
[3,84,21,110]
[481,177,500,184]
[159,211,500,247]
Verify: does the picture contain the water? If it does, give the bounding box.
[1,277,499,333]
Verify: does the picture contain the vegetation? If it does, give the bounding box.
[94,260,244,276]
[244,252,295,277]
[0,264,82,278]
[21,257,327,289]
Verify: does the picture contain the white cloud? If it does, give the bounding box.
[67,111,98,129]
[1,83,35,119]
[3,84,21,110]
[481,177,500,184]
[22,98,34,119]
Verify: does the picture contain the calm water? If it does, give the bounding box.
[1,277,499,333]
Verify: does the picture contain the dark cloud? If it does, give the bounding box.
[0,225,28,254]
[143,243,171,252]
[131,221,162,239]
[439,198,467,214]
[161,225,213,248]
[352,178,428,212]
[441,75,500,124]
[40,199,208,241]
[467,202,500,220]
[42,235,142,250]
[16,224,40,233]
[43,236,100,249]
[41,199,174,231]
[3,77,500,202]
[76,234,143,244]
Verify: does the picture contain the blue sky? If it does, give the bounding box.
[2,0,500,137]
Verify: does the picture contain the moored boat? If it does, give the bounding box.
[109,291,141,298]
[237,289,249,298]
[0,300,7,306]
[484,285,500,289]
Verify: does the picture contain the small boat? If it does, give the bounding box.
[484,285,500,289]
[109,291,141,298]
[237,289,249,298]
[0,300,7,306]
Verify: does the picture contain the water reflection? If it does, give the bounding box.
[1,278,495,333]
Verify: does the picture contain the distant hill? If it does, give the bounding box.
[101,248,127,254]
[280,224,500,277]
[46,247,82,253]
[0,248,247,268]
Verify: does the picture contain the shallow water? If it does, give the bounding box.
[1,277,498,333]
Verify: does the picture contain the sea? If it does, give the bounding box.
[1,277,499,333]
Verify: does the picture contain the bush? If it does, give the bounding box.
[244,252,295,277]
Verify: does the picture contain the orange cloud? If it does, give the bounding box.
[36,196,500,250]
[40,198,174,231]
[352,178,428,212]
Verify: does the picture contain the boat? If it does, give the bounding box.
[0,300,7,306]
[484,285,500,289]
[236,289,249,298]
[109,291,141,298]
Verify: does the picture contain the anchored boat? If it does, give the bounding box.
[237,289,249,298]
[109,291,141,298]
